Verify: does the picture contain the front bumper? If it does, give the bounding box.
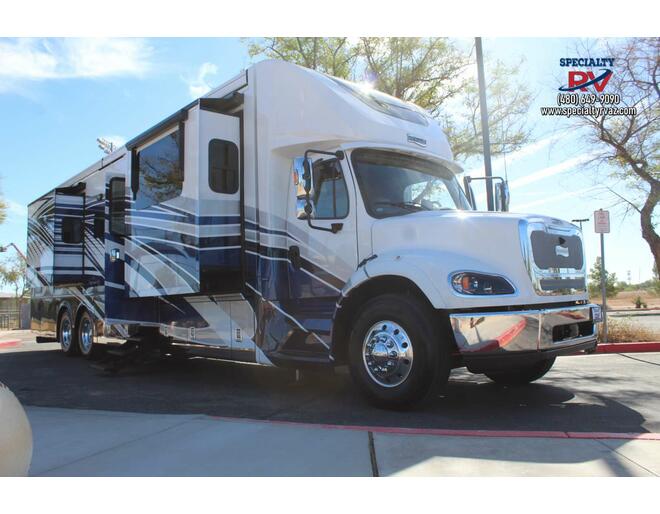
[449,304,599,359]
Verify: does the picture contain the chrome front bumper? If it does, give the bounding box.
[449,304,600,355]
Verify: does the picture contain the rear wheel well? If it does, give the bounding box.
[331,275,447,364]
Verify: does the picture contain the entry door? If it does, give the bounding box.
[53,191,85,285]
[198,110,242,294]
[124,109,241,298]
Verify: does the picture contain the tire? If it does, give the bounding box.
[485,357,556,386]
[348,293,451,409]
[58,310,78,356]
[76,310,98,359]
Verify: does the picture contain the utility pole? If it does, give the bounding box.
[572,218,589,231]
[475,37,494,211]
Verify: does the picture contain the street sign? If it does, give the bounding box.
[594,209,610,233]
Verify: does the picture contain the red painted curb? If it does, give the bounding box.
[595,342,660,354]
[208,415,660,441]
[0,340,21,349]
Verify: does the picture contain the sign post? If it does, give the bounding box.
[594,209,610,343]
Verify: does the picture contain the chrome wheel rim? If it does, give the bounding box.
[362,320,413,388]
[80,317,94,354]
[60,318,72,351]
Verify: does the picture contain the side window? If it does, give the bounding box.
[209,139,239,194]
[311,159,349,219]
[62,217,82,244]
[109,178,126,236]
[135,129,183,210]
[93,212,105,239]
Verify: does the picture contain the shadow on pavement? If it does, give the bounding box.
[0,345,652,438]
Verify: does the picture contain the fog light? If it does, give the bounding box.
[451,272,515,295]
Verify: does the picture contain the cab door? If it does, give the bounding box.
[284,155,358,347]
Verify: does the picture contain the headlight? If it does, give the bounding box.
[451,272,515,295]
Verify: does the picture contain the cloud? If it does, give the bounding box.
[0,38,152,93]
[514,186,599,211]
[1,199,28,225]
[6,200,27,217]
[471,152,594,207]
[508,153,594,190]
[465,133,565,177]
[184,62,219,99]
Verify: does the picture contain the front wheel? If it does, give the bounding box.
[485,357,556,386]
[348,294,451,409]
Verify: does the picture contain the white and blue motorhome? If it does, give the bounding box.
[27,60,600,407]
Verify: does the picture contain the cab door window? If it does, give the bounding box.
[310,159,349,219]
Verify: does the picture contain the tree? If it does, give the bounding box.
[652,262,660,295]
[246,37,534,163]
[588,256,620,298]
[247,37,360,79]
[571,38,660,273]
[0,255,28,321]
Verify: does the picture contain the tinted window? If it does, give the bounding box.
[93,212,105,239]
[109,178,126,236]
[209,139,239,194]
[135,130,183,210]
[62,217,82,244]
[311,159,348,219]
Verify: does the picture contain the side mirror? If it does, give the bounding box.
[495,182,510,212]
[293,157,315,219]
[295,149,345,234]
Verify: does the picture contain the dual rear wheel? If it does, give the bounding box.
[58,310,97,359]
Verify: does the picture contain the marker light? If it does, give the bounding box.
[451,272,515,295]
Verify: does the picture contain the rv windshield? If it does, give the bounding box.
[351,148,470,219]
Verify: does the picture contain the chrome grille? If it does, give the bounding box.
[519,219,587,296]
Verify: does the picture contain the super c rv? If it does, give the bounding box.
[27,60,601,408]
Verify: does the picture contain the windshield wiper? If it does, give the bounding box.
[374,201,431,211]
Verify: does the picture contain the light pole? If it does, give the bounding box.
[475,37,494,211]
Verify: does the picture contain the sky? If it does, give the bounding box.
[0,37,654,292]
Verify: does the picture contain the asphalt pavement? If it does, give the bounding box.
[4,330,660,476]
[2,330,660,434]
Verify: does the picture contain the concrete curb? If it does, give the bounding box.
[609,311,660,317]
[595,342,660,353]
